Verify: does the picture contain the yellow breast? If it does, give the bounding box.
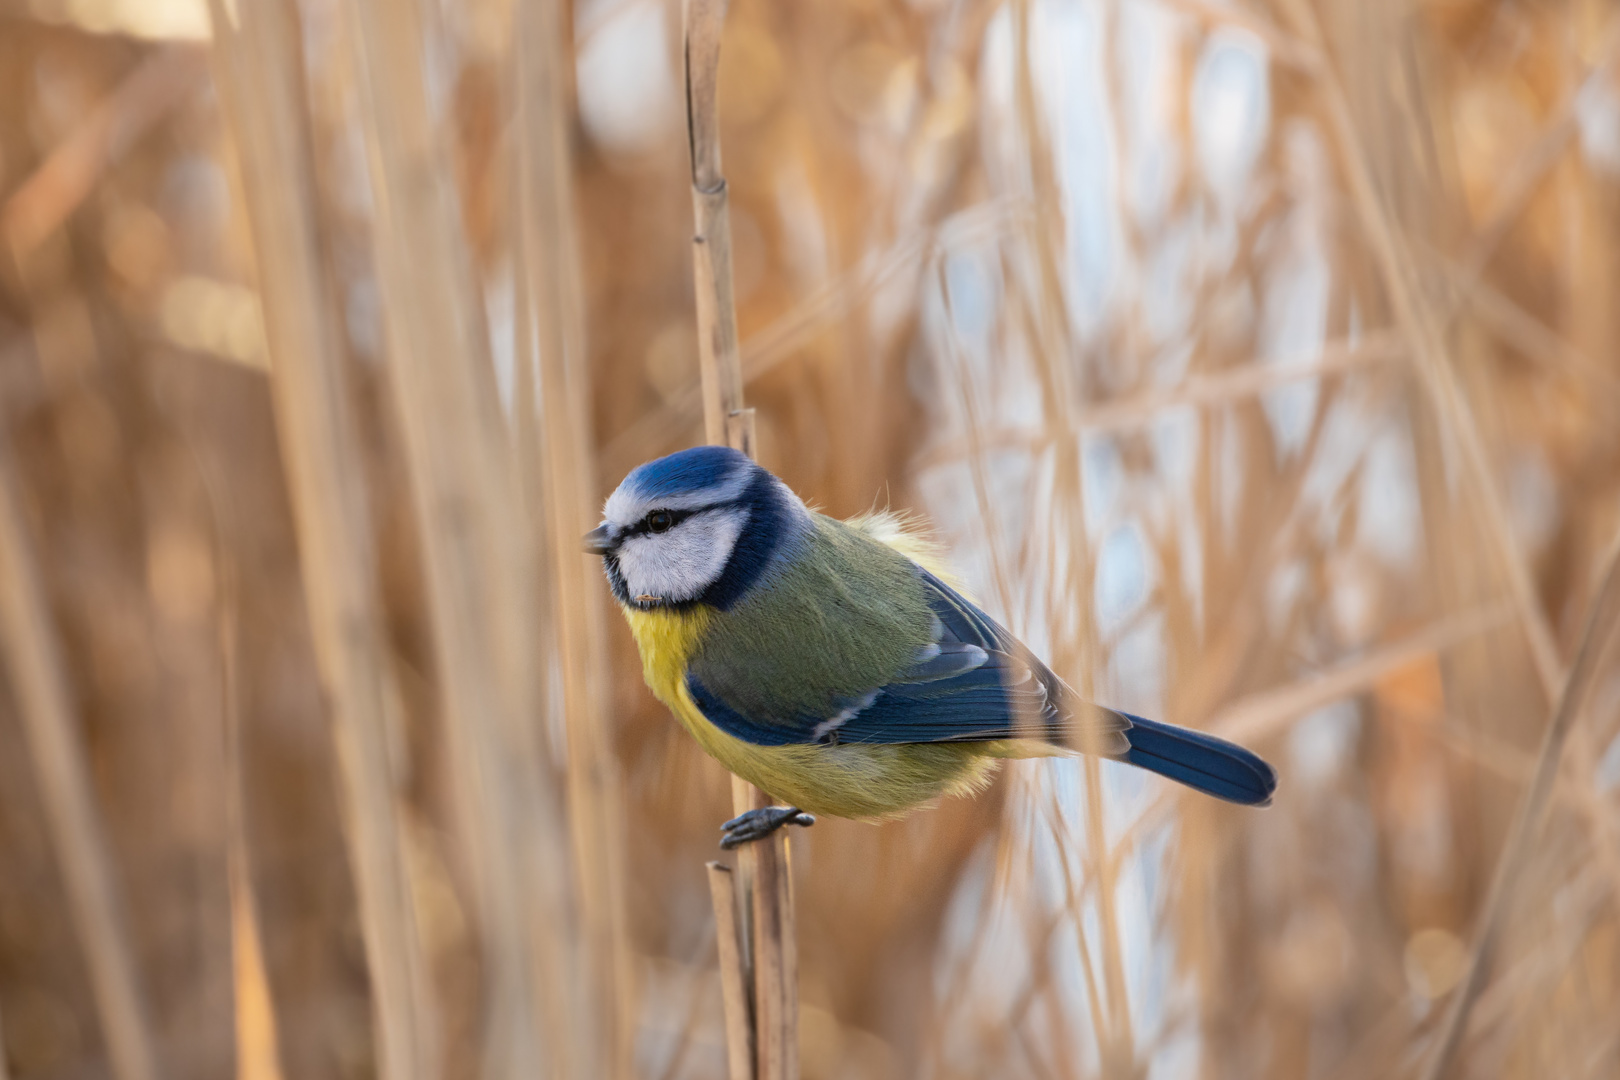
[621,604,776,780]
[622,604,711,709]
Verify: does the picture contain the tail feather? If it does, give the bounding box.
[1116,714,1277,806]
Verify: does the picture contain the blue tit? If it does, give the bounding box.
[584,445,1276,848]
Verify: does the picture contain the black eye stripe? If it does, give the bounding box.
[625,507,701,537]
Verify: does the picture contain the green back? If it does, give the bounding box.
[690,514,935,723]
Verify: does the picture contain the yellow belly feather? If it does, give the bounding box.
[622,602,1002,820]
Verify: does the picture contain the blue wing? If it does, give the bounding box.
[684,566,1279,806]
[685,568,1130,751]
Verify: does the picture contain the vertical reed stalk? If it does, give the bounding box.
[207,478,286,1080]
[336,0,588,1073]
[205,0,438,1076]
[0,441,158,1080]
[684,0,746,451]
[1418,529,1620,1080]
[1274,0,1565,703]
[707,862,755,1080]
[228,847,285,1080]
[1010,1,1133,1069]
[683,1,797,1077]
[512,0,633,1071]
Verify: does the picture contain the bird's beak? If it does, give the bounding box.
[582,524,617,556]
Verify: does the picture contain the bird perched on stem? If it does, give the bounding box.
[585,446,1276,849]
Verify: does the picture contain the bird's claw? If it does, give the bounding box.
[719,806,815,850]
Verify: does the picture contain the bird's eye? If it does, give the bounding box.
[646,510,673,534]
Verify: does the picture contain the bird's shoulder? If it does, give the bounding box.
[683,515,1132,752]
[687,513,937,716]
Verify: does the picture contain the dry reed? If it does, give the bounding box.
[205,0,438,1075]
[1420,532,1620,1079]
[336,0,594,1072]
[512,0,635,1070]
[0,441,157,1080]
[4,0,1620,1078]
[683,0,798,1076]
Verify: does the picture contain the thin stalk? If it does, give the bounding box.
[707,862,755,1080]
[908,334,1404,470]
[513,0,634,1073]
[207,473,287,1080]
[1011,0,1131,1066]
[0,45,205,261]
[1205,604,1516,744]
[204,0,440,1076]
[1275,0,1565,701]
[228,848,285,1080]
[684,0,746,448]
[683,1,796,1077]
[0,441,158,1080]
[1418,529,1620,1080]
[335,0,587,1073]
[603,220,943,466]
[651,924,723,1080]
[205,0,440,1075]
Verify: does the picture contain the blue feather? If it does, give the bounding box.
[698,467,799,611]
[685,563,1278,805]
[686,676,812,747]
[688,568,1129,747]
[1116,714,1277,806]
[610,447,801,612]
[624,445,749,501]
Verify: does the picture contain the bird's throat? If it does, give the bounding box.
[621,602,713,709]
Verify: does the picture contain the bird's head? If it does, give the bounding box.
[584,446,809,611]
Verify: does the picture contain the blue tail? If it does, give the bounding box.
[1116,715,1277,806]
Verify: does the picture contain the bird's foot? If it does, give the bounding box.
[719,806,815,850]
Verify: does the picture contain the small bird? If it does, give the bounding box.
[585,446,1276,849]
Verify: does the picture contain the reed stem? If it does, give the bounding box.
[707,861,755,1080]
[1418,529,1620,1080]
[205,0,439,1074]
[336,0,588,1071]
[683,1,797,1077]
[0,442,158,1080]
[513,0,634,1072]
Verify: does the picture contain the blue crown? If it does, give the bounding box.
[625,445,751,500]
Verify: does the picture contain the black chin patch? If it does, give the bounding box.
[603,554,632,605]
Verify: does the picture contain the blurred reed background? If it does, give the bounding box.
[2,0,1619,1077]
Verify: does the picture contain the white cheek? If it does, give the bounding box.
[616,512,745,601]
